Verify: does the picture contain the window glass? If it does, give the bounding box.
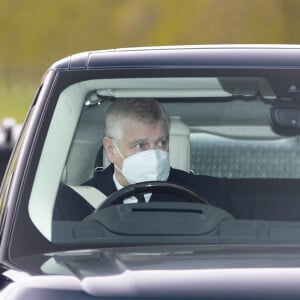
[26,76,300,246]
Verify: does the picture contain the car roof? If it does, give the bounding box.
[50,44,300,71]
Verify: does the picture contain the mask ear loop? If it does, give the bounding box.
[110,138,125,159]
[110,137,125,173]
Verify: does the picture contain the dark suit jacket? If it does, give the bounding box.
[54,164,228,221]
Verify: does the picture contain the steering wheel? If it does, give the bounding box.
[97,181,209,210]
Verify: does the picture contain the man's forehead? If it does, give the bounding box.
[120,118,168,139]
[121,118,166,129]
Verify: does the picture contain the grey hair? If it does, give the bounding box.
[104,98,170,141]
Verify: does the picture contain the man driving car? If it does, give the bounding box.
[54,98,227,220]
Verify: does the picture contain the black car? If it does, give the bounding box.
[2,45,300,299]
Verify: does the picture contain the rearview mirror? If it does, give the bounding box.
[270,106,300,135]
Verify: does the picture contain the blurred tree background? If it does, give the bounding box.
[1,0,300,121]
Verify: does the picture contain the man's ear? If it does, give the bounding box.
[103,137,115,163]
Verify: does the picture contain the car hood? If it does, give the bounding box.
[5,244,300,298]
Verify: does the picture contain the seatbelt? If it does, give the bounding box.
[68,185,107,209]
[69,185,147,208]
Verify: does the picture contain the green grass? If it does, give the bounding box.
[0,82,37,123]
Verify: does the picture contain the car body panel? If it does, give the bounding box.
[52,45,300,70]
[3,245,300,299]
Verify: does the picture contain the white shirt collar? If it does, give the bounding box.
[113,173,151,203]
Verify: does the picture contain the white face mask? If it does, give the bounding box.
[114,142,170,184]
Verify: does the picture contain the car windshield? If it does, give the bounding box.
[27,73,300,246]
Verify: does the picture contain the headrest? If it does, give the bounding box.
[168,116,190,172]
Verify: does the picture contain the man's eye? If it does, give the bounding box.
[158,140,168,148]
[134,143,145,150]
